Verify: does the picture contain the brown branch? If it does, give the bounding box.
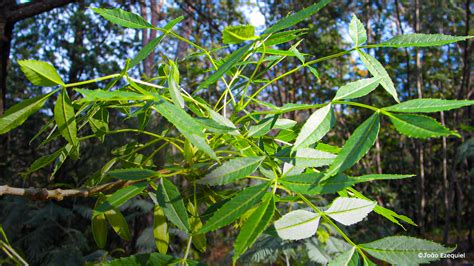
[6,0,75,23]
[0,180,131,201]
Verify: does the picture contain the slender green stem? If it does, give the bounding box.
[332,100,380,112]
[107,129,184,153]
[182,235,193,265]
[304,48,355,66]
[243,65,303,108]
[332,100,390,116]
[128,77,165,89]
[240,43,267,106]
[242,48,355,109]
[64,74,120,87]
[247,175,271,182]
[163,29,231,91]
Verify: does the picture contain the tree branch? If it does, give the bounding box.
[6,0,75,23]
[0,180,133,201]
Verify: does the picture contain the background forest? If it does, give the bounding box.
[0,0,472,265]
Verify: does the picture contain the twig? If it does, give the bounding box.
[0,180,129,201]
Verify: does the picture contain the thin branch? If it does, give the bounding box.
[0,179,130,201]
[6,0,75,23]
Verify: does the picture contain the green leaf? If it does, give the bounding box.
[198,156,264,186]
[198,43,252,90]
[384,98,474,113]
[89,108,109,142]
[94,182,148,215]
[334,77,381,100]
[153,96,216,159]
[51,143,74,177]
[75,89,153,102]
[91,8,153,29]
[153,205,169,254]
[91,213,108,248]
[325,113,380,177]
[54,89,78,149]
[360,236,455,265]
[353,174,414,182]
[264,29,307,46]
[108,168,158,180]
[349,14,367,47]
[233,194,275,261]
[248,115,279,137]
[324,197,376,225]
[289,41,305,63]
[388,113,458,139]
[328,247,359,266]
[281,173,355,195]
[195,117,238,134]
[348,188,416,228]
[374,205,416,228]
[274,209,321,240]
[18,60,64,86]
[279,148,335,168]
[372,33,473,48]
[274,118,297,129]
[22,148,63,176]
[292,104,335,151]
[0,90,57,134]
[293,148,336,168]
[263,0,332,34]
[130,16,184,68]
[156,179,190,233]
[105,208,131,241]
[358,51,399,102]
[223,25,257,44]
[198,183,269,234]
[167,60,185,108]
[206,107,239,135]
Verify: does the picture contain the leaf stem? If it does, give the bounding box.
[332,100,391,116]
[64,74,120,87]
[182,235,193,265]
[242,49,355,109]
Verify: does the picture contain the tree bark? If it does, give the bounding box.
[414,0,426,234]
[441,111,450,243]
[0,0,75,115]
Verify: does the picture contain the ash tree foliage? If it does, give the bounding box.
[0,0,473,265]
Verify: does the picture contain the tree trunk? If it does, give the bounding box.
[0,19,13,116]
[414,0,426,234]
[0,0,75,114]
[441,111,450,243]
